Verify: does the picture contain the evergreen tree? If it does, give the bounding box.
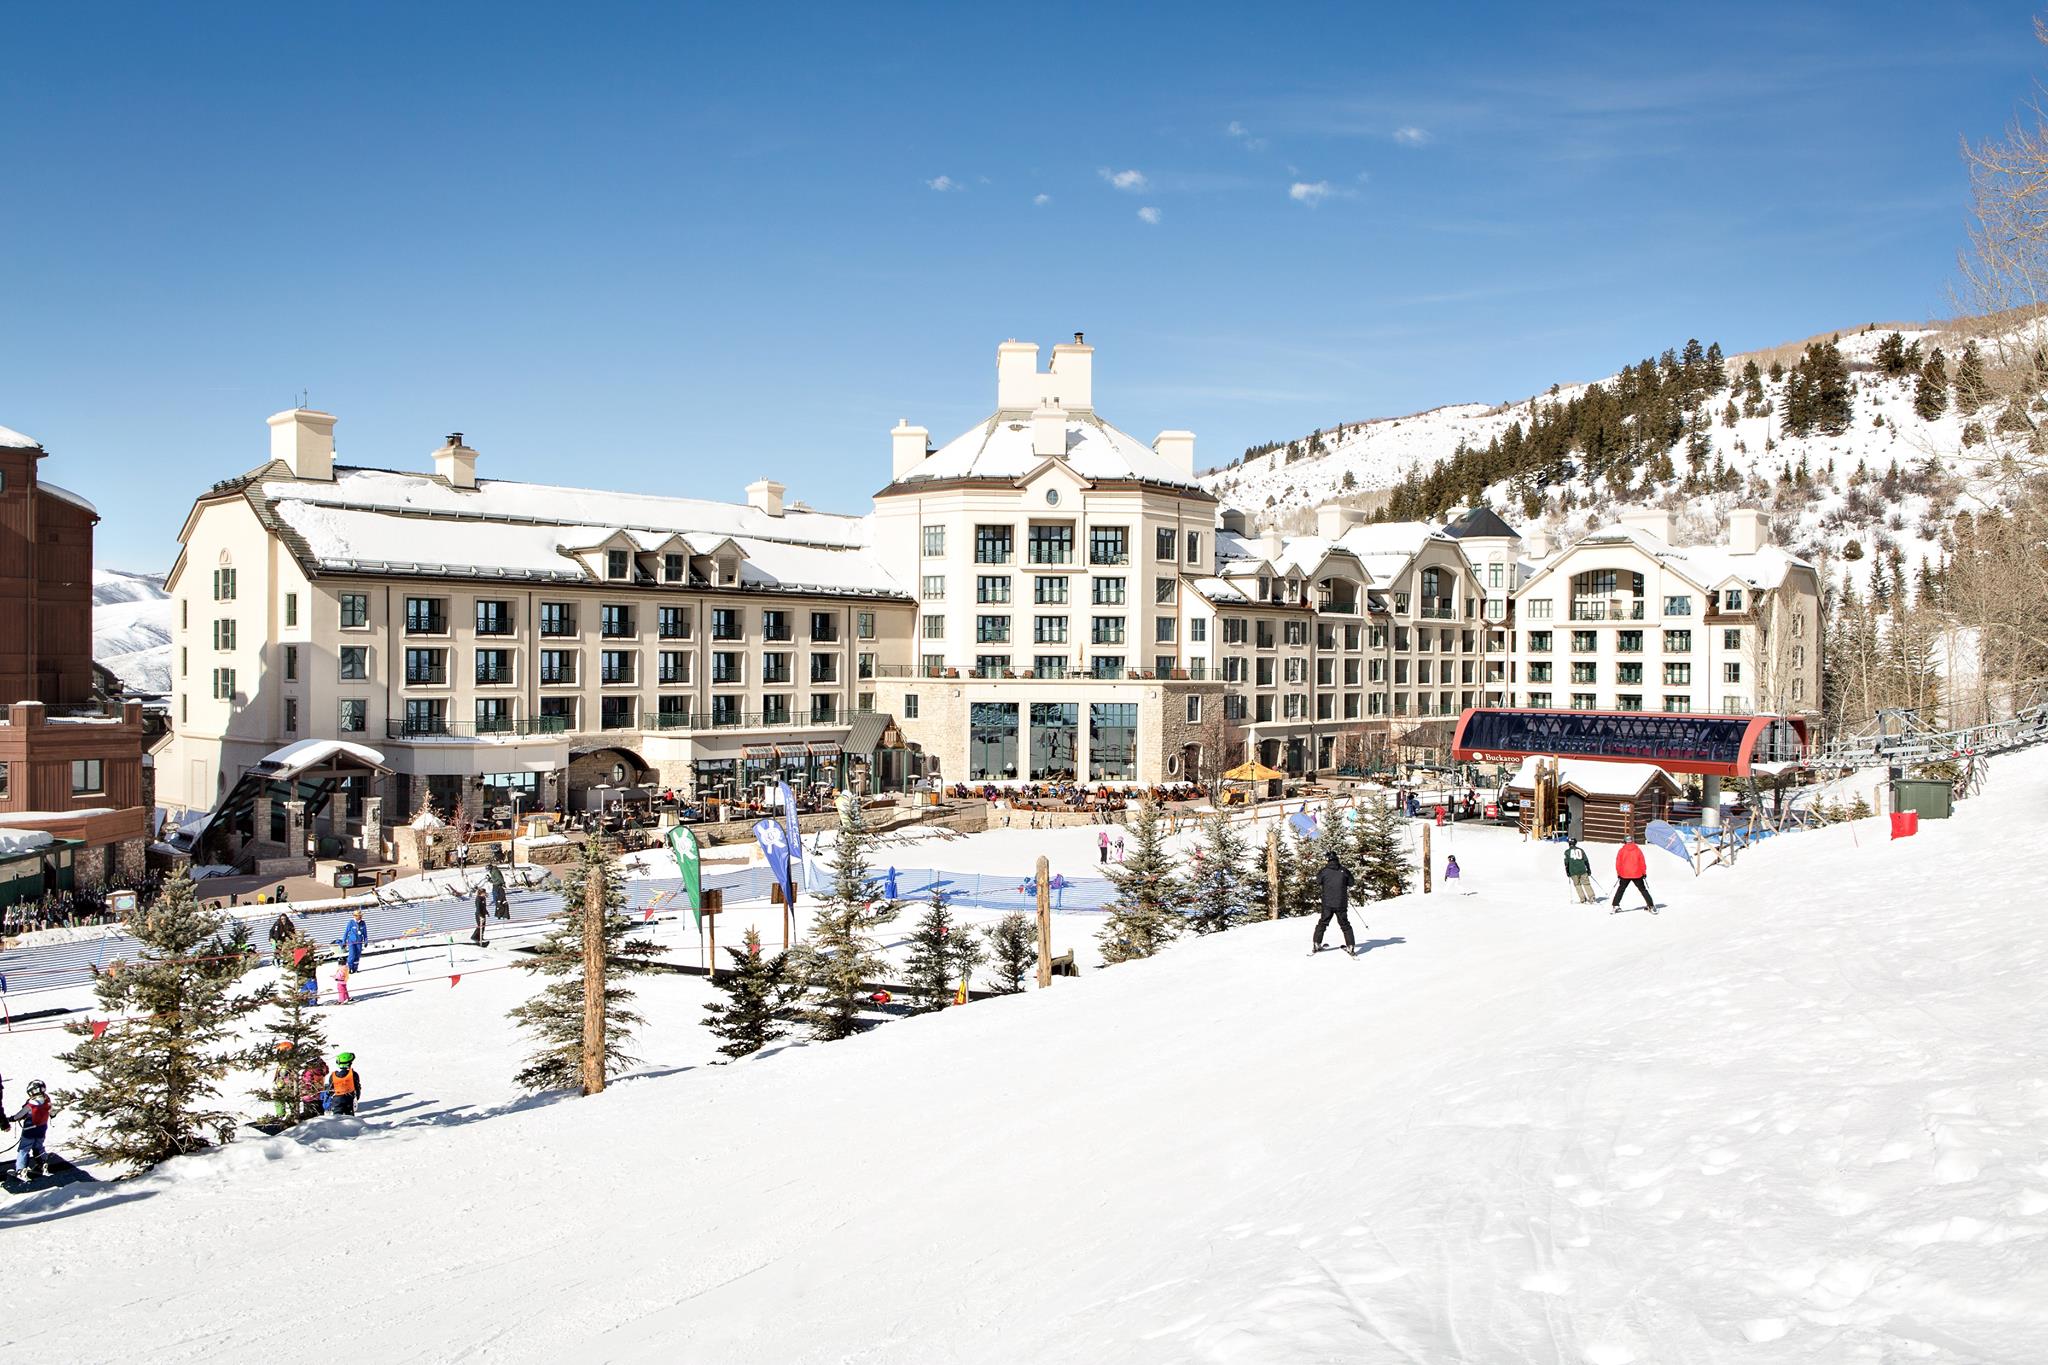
[1875,330,1909,376]
[1187,811,1252,934]
[903,887,984,1012]
[792,803,899,1039]
[982,912,1037,994]
[1096,799,1185,963]
[256,927,328,1127]
[701,928,800,1060]
[56,870,267,1172]
[1953,342,1990,410]
[1354,798,1414,902]
[509,838,662,1092]
[1914,347,1950,421]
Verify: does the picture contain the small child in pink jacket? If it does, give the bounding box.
[334,963,352,1005]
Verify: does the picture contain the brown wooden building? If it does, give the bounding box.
[1507,755,1679,845]
[0,426,150,900]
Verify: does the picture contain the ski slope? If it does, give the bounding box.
[5,757,2048,1362]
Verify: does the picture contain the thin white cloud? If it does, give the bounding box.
[1289,180,1332,205]
[1033,192,1052,206]
[1099,167,1149,191]
[1137,205,1162,225]
[1393,126,1432,146]
[1225,120,1269,152]
[926,175,964,192]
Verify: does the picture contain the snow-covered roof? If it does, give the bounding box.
[903,412,1202,488]
[1554,524,1807,593]
[0,828,54,857]
[39,481,97,515]
[1187,575,1254,604]
[261,738,389,778]
[256,467,907,598]
[411,809,448,831]
[1506,756,1675,797]
[0,424,41,450]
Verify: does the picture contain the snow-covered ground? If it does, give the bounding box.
[4,755,2047,1362]
[91,567,172,694]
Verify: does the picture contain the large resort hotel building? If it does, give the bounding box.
[155,337,1822,841]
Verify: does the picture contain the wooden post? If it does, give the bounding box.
[1034,855,1053,989]
[1265,826,1280,920]
[1422,821,1433,895]
[580,847,608,1095]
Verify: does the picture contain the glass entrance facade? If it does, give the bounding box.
[1028,702,1079,781]
[970,702,1019,780]
[1088,703,1138,781]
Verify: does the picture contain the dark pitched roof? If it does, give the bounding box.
[1440,506,1520,541]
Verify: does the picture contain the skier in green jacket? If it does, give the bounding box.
[1563,842,1596,903]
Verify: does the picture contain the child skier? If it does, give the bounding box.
[299,1057,330,1119]
[334,962,352,1005]
[1444,854,1461,886]
[326,1053,363,1116]
[12,1080,52,1178]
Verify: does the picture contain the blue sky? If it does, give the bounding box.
[2,1,2039,571]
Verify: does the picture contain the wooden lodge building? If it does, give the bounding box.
[1506,755,1679,844]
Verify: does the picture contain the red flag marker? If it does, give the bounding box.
[642,909,655,922]
[89,1020,108,1038]
[450,974,461,987]
[292,947,309,966]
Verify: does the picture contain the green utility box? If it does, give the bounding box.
[1891,778,1955,821]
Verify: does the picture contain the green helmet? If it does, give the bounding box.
[335,1051,355,1066]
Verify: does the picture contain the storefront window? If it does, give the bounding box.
[1028,702,1078,781]
[1088,703,1138,782]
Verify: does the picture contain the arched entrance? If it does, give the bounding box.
[568,746,653,813]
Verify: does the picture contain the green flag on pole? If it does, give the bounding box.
[667,824,704,927]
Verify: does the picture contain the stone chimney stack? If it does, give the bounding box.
[267,408,337,481]
[890,419,930,480]
[1727,506,1766,554]
[746,478,786,517]
[1153,430,1195,478]
[1032,400,1067,459]
[432,432,479,490]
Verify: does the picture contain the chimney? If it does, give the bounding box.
[1617,507,1673,543]
[1048,334,1094,410]
[1153,430,1196,478]
[891,418,930,480]
[266,408,337,481]
[432,432,479,490]
[1727,506,1766,555]
[1260,524,1286,562]
[1315,502,1361,539]
[997,340,1042,410]
[1527,529,1551,559]
[745,478,786,517]
[1032,400,1067,459]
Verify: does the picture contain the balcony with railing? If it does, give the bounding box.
[1417,598,1457,620]
[1569,598,1646,622]
[386,715,572,740]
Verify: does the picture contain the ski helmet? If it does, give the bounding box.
[335,1052,355,1066]
[26,1080,47,1096]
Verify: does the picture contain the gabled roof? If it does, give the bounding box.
[1519,523,1809,597]
[897,411,1202,489]
[1441,506,1520,541]
[1507,755,1676,798]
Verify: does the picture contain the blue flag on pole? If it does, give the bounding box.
[754,817,792,897]
[777,781,803,881]
[1288,812,1318,839]
[1644,819,1693,866]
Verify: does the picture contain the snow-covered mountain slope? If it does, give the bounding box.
[92,568,172,694]
[1202,325,2018,591]
[8,751,2048,1362]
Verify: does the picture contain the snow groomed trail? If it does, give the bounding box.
[6,755,2048,1364]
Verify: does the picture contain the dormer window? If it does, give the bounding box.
[663,553,684,583]
[607,550,630,580]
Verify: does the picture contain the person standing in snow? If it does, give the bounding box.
[472,886,490,947]
[1098,830,1110,864]
[340,909,368,972]
[300,1056,330,1119]
[1114,833,1126,863]
[268,912,296,965]
[12,1080,52,1177]
[333,962,352,1005]
[1444,855,1461,886]
[325,1053,363,1116]
[1564,842,1595,903]
[1612,837,1655,913]
[1312,850,1357,956]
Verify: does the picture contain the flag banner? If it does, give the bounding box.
[1644,819,1693,865]
[777,781,804,876]
[667,824,705,926]
[755,817,792,898]
[1288,812,1318,839]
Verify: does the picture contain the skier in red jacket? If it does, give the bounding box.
[1612,837,1655,913]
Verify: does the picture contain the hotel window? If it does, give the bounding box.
[606,549,630,580]
[539,650,576,684]
[923,617,945,639]
[1723,628,1742,649]
[1617,662,1643,685]
[1092,577,1126,606]
[1527,692,1551,709]
[212,619,236,650]
[903,694,920,719]
[1026,524,1071,565]
[1664,595,1692,616]
[540,697,576,728]
[762,652,791,684]
[658,606,690,639]
[339,646,368,681]
[1185,531,1202,565]
[1724,662,1742,683]
[810,695,839,724]
[71,759,103,795]
[1223,695,1247,720]
[922,575,946,600]
[660,651,692,684]
[858,651,875,679]
[1089,526,1129,565]
[1190,618,1206,642]
[1664,695,1690,713]
[1035,616,1068,644]
[977,655,1013,677]
[810,654,839,683]
[600,697,636,730]
[1035,576,1068,605]
[1156,618,1176,643]
[712,652,745,685]
[180,647,187,677]
[1034,656,1068,678]
[476,649,512,684]
[1527,662,1552,683]
[1524,599,1551,620]
[600,605,633,638]
[599,651,634,684]
[1792,645,1805,668]
[1723,589,1744,611]
[1664,629,1692,652]
[977,575,1011,604]
[1089,655,1124,680]
[921,653,945,674]
[1488,563,1503,589]
[1617,630,1643,652]
[711,609,741,640]
[858,611,875,640]
[1256,658,1276,686]
[339,699,367,733]
[976,615,1011,644]
[405,596,446,634]
[1284,621,1307,647]
[762,610,791,642]
[1664,662,1692,685]
[1571,692,1597,709]
[1091,616,1125,645]
[1528,630,1552,651]
[1155,527,1176,561]
[1156,577,1176,605]
[539,602,575,637]
[284,645,299,681]
[211,667,236,700]
[922,525,945,557]
[1284,657,1307,683]
[810,612,839,642]
[1571,631,1597,652]
[1792,678,1806,702]
[975,524,1015,564]
[1222,617,1248,645]
[475,698,512,733]
[212,567,237,601]
[663,552,685,582]
[1616,694,1643,712]
[405,648,447,686]
[1222,657,1247,683]
[285,593,298,627]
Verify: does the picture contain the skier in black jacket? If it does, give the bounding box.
[1312,850,1357,956]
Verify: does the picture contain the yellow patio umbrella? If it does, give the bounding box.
[1221,761,1287,782]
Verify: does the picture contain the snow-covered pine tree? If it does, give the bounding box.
[1355,797,1415,902]
[702,928,800,1060]
[792,802,899,1040]
[509,837,662,1093]
[56,869,267,1171]
[256,926,329,1127]
[1186,811,1251,934]
[903,886,984,1011]
[982,912,1036,994]
[1096,798,1185,963]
